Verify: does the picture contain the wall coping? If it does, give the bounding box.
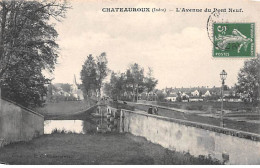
[1,98,44,118]
[122,109,260,142]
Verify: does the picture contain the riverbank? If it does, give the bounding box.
[36,99,97,119]
[122,101,260,134]
[0,132,221,165]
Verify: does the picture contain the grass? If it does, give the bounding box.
[36,99,97,119]
[133,103,260,134]
[0,99,224,165]
[156,101,258,113]
[50,128,79,134]
[109,101,135,111]
[0,133,221,165]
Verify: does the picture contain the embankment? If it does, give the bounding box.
[0,98,44,146]
[121,109,260,164]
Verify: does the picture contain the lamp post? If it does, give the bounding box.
[220,70,227,127]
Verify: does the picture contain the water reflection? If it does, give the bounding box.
[44,117,119,134]
[44,120,85,134]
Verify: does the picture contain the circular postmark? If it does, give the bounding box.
[207,11,227,51]
[207,11,255,57]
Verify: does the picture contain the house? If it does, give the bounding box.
[181,92,190,99]
[53,87,63,96]
[189,90,203,102]
[202,90,211,97]
[165,92,178,102]
[63,91,70,97]
[191,90,200,97]
[162,89,167,95]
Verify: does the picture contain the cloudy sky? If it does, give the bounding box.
[49,0,260,89]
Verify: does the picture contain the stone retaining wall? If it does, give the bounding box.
[0,98,44,147]
[121,109,260,164]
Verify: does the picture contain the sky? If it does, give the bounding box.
[48,0,260,89]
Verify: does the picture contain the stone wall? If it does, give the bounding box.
[121,109,260,164]
[0,98,44,147]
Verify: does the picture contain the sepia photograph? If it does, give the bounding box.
[0,0,260,165]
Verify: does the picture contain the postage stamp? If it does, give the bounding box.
[213,23,255,57]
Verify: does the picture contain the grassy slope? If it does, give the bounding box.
[156,101,258,112]
[0,133,221,165]
[134,104,260,134]
[36,99,96,118]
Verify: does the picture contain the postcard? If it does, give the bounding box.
[0,0,259,165]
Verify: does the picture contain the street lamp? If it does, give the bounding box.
[220,70,227,127]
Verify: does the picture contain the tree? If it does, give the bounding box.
[126,63,145,101]
[103,71,126,100]
[0,0,70,107]
[2,64,49,107]
[59,83,71,93]
[80,54,98,98]
[103,63,158,102]
[103,82,113,98]
[81,52,109,100]
[235,54,260,104]
[96,52,109,99]
[157,92,166,102]
[144,67,158,100]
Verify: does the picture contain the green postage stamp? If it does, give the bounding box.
[213,23,255,57]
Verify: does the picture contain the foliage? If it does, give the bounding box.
[0,0,70,107]
[176,92,182,102]
[127,63,145,101]
[80,54,97,97]
[157,92,166,102]
[235,54,260,105]
[59,83,72,93]
[2,65,49,107]
[104,72,127,100]
[103,64,158,101]
[80,53,108,99]
[96,52,109,97]
[144,67,158,94]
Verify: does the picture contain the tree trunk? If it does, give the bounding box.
[0,3,7,113]
[98,88,101,101]
[136,84,139,102]
[132,84,135,102]
[0,87,1,112]
[0,2,7,61]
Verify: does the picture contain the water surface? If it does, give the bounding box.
[44,120,85,134]
[44,117,119,134]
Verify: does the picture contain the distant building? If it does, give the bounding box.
[71,75,84,100]
[165,92,178,102]
[202,90,211,97]
[181,92,189,98]
[191,90,200,97]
